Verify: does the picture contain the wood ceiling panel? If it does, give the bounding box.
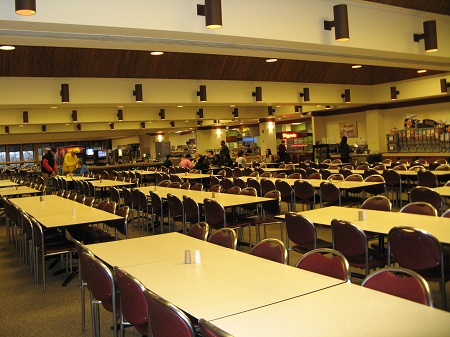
[0,46,445,85]
[363,0,450,16]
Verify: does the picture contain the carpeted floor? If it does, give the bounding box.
[0,202,448,337]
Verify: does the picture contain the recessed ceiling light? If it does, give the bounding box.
[316,105,322,107]
[0,45,15,51]
[50,106,57,109]
[352,65,362,69]
[266,58,277,63]
[150,51,164,56]
[230,104,235,107]
[65,123,70,126]
[147,121,152,123]
[19,125,24,127]
[118,105,124,108]
[417,69,427,74]
[177,105,183,108]
[185,120,189,123]
[276,105,281,108]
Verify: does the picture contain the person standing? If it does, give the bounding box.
[219,140,231,166]
[41,148,58,185]
[62,148,81,175]
[277,140,287,163]
[339,136,351,163]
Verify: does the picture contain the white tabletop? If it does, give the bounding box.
[10,195,122,228]
[433,186,450,197]
[0,186,41,197]
[211,282,450,337]
[277,206,450,244]
[329,169,450,177]
[90,179,135,188]
[137,186,274,207]
[57,175,95,181]
[175,172,214,180]
[97,234,344,320]
[261,177,383,189]
[0,180,19,188]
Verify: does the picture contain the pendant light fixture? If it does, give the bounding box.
[15,0,36,16]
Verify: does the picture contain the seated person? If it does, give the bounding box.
[179,153,193,169]
[235,151,247,168]
[210,154,220,166]
[163,154,173,167]
[193,155,210,172]
[73,164,90,176]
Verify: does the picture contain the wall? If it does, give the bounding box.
[111,136,140,148]
[321,111,367,146]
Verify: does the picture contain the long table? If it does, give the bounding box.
[0,186,41,197]
[433,186,450,197]
[137,186,274,207]
[10,195,122,228]
[258,177,384,190]
[211,282,450,336]
[0,180,19,188]
[87,233,344,321]
[276,206,450,244]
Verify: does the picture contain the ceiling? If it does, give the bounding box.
[0,0,449,143]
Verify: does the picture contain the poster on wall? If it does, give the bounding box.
[339,122,358,138]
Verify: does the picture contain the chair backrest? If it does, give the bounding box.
[150,191,163,212]
[208,228,237,250]
[331,219,368,259]
[144,289,196,337]
[288,173,301,179]
[246,178,261,196]
[328,173,344,181]
[110,187,121,204]
[96,200,108,210]
[233,167,242,177]
[250,238,287,264]
[435,164,450,171]
[361,195,392,211]
[382,169,401,187]
[261,190,281,216]
[114,206,130,237]
[276,172,287,179]
[260,178,276,196]
[158,180,171,187]
[285,212,316,246]
[393,164,407,171]
[356,164,369,170]
[307,172,322,180]
[190,182,203,191]
[320,181,340,205]
[170,174,182,183]
[296,248,351,282]
[233,177,247,189]
[187,222,209,241]
[417,170,438,188]
[345,173,363,182]
[167,193,183,218]
[221,177,234,192]
[410,187,442,212]
[168,181,181,189]
[198,318,235,337]
[364,168,379,179]
[180,182,191,189]
[209,184,223,193]
[226,186,241,194]
[442,208,450,218]
[319,169,331,180]
[114,267,149,336]
[204,198,225,230]
[75,194,85,204]
[363,174,386,195]
[83,252,117,314]
[362,267,433,306]
[183,195,200,224]
[275,179,293,202]
[104,201,117,214]
[399,202,437,216]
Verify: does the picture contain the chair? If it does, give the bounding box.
[383,169,403,207]
[233,167,242,177]
[73,239,92,332]
[180,182,191,189]
[114,267,149,337]
[364,168,379,179]
[226,186,241,194]
[393,164,407,171]
[233,177,247,189]
[260,172,272,178]
[417,170,438,188]
[209,184,223,193]
[208,228,237,250]
[167,193,184,233]
[31,217,76,293]
[363,174,386,197]
[319,169,331,180]
[75,194,86,204]
[307,172,322,180]
[111,206,130,239]
[328,173,344,181]
[356,164,370,171]
[167,181,181,188]
[388,227,449,310]
[275,179,294,211]
[293,180,317,211]
[250,238,287,264]
[442,207,450,218]
[150,191,168,234]
[381,159,392,166]
[285,212,332,264]
[190,182,203,191]
[399,202,437,216]
[221,177,234,192]
[295,167,307,178]
[83,252,119,337]
[158,180,171,187]
[362,267,433,306]
[187,222,209,241]
[182,195,200,232]
[287,173,301,179]
[361,195,391,211]
[260,178,276,196]
[331,219,386,277]
[109,187,121,208]
[199,318,234,337]
[410,186,443,214]
[320,181,341,207]
[296,248,350,282]
[275,172,287,179]
[170,174,183,183]
[145,289,196,337]
[331,159,342,165]
[243,167,253,176]
[246,178,262,196]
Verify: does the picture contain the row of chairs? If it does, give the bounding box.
[76,238,233,337]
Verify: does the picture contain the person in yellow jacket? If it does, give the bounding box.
[63,148,81,174]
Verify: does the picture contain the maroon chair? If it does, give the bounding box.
[190,182,203,191]
[233,177,247,189]
[150,191,167,234]
[182,195,200,231]
[226,186,241,194]
[180,182,191,189]
[158,179,171,187]
[287,173,301,179]
[442,208,450,218]
[307,172,322,180]
[114,267,149,336]
[417,170,438,188]
[167,193,184,233]
[275,179,294,212]
[410,187,443,215]
[331,219,386,277]
[400,202,437,216]
[294,180,317,211]
[167,181,181,189]
[250,238,287,264]
[208,228,237,250]
[320,181,341,207]
[246,178,262,196]
[84,252,119,337]
[144,289,196,337]
[296,248,350,282]
[187,222,209,241]
[209,184,223,193]
[285,212,332,264]
[221,177,234,192]
[362,267,433,306]
[383,169,403,207]
[319,169,331,180]
[388,227,448,310]
[361,195,391,211]
[260,178,276,196]
[363,174,386,197]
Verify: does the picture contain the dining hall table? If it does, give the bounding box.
[258,177,384,190]
[210,281,450,337]
[87,232,345,321]
[276,206,450,244]
[0,185,41,197]
[0,180,19,188]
